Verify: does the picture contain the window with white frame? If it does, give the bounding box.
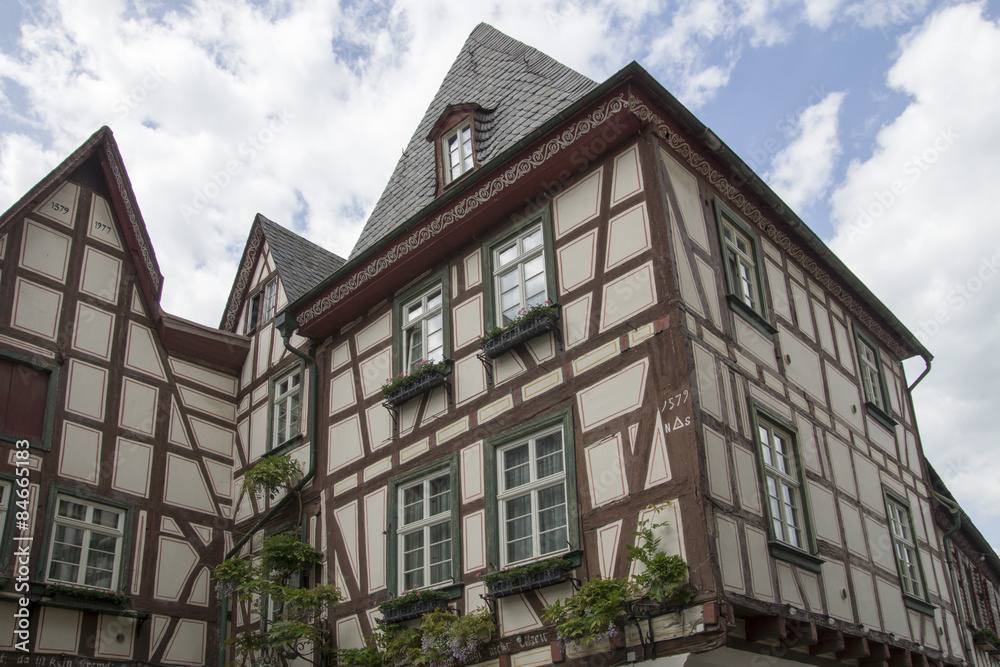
[402,287,444,369]
[757,419,804,549]
[498,426,568,566]
[857,335,886,412]
[443,122,474,183]
[46,496,124,589]
[262,279,278,323]
[720,215,762,315]
[398,472,452,591]
[271,370,302,448]
[245,292,261,333]
[493,224,547,326]
[886,496,922,598]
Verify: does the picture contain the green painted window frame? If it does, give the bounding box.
[481,209,558,335]
[37,485,133,593]
[267,362,305,456]
[713,200,777,336]
[852,325,897,431]
[484,407,579,570]
[386,455,461,597]
[748,401,823,574]
[0,349,59,451]
[883,488,935,616]
[392,269,451,376]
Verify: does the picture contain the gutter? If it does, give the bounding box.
[908,355,932,391]
[217,310,318,667]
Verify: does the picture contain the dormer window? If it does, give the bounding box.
[428,103,482,193]
[444,122,474,183]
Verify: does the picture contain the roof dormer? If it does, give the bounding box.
[428,103,481,193]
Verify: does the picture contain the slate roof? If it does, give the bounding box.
[349,23,597,259]
[258,215,345,303]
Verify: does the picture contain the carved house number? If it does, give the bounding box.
[662,389,692,432]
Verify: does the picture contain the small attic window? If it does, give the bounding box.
[428,103,481,192]
[444,121,474,183]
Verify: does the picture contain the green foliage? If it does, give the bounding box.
[378,587,449,612]
[542,577,633,643]
[260,533,324,576]
[626,508,693,606]
[45,583,129,606]
[477,301,557,346]
[242,455,301,500]
[337,645,385,667]
[481,556,571,585]
[974,628,1000,646]
[381,360,447,396]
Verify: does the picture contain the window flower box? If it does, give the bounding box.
[379,589,451,624]
[46,583,129,608]
[478,304,559,359]
[483,557,571,598]
[974,628,1000,653]
[381,361,449,409]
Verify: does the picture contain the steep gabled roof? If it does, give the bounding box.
[349,22,596,259]
[220,213,345,331]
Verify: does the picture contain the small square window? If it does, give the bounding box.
[402,287,444,370]
[271,370,302,449]
[46,495,126,590]
[398,472,453,591]
[443,122,474,184]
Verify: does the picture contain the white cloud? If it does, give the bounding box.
[766,90,846,211]
[828,4,1000,537]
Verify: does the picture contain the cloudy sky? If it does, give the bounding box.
[2,0,999,550]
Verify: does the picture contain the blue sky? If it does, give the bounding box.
[1,0,1000,552]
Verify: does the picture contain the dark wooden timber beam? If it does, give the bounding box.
[810,629,845,655]
[782,621,818,648]
[745,616,786,642]
[837,636,870,660]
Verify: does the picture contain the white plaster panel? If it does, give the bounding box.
[329,415,364,474]
[732,445,761,514]
[186,568,210,607]
[813,300,835,355]
[824,360,865,432]
[776,561,803,607]
[840,501,868,559]
[585,434,629,507]
[703,426,731,511]
[463,509,486,573]
[365,402,392,450]
[526,330,556,363]
[865,516,897,573]
[522,368,563,401]
[254,323,272,378]
[95,615,135,659]
[807,481,841,545]
[335,616,365,651]
[789,281,815,340]
[734,318,777,370]
[461,441,484,503]
[605,202,651,271]
[455,353,487,404]
[661,149,709,251]
[822,560,854,621]
[671,214,704,317]
[611,144,644,204]
[600,260,657,332]
[557,228,597,293]
[493,351,526,385]
[112,437,153,497]
[795,412,823,474]
[437,416,469,444]
[178,385,234,421]
[400,437,430,465]
[154,537,199,601]
[596,520,623,579]
[364,488,387,592]
[79,246,122,303]
[562,292,591,349]
[694,256,722,328]
[249,404,268,461]
[423,385,447,421]
[34,182,79,227]
[777,326,825,403]
[72,302,115,361]
[169,358,237,396]
[693,344,721,420]
[123,322,166,380]
[867,418,897,456]
[766,260,792,322]
[464,248,482,288]
[163,453,215,513]
[331,342,351,371]
[576,358,648,431]
[35,607,81,652]
[251,382,268,406]
[827,434,857,497]
[358,347,392,398]
[119,377,157,436]
[58,421,101,484]
[644,411,672,488]
[204,458,233,500]
[20,220,71,282]
[87,194,123,249]
[333,500,360,583]
[12,277,62,340]
[354,311,391,354]
[854,452,884,514]
[745,525,775,601]
[747,384,792,421]
[552,167,602,239]
[328,370,356,417]
[498,593,542,635]
[162,619,208,666]
[0,602,17,648]
[875,578,910,638]
[716,516,744,593]
[452,294,484,349]
[190,417,235,457]
[65,359,107,420]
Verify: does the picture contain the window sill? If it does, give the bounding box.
[267,434,304,458]
[1,433,50,452]
[727,295,777,336]
[768,541,823,574]
[865,402,898,431]
[902,594,935,616]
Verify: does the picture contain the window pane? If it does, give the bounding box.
[58,500,87,521]
[49,561,79,582]
[428,476,451,516]
[535,433,563,479]
[522,228,542,252]
[497,244,517,268]
[402,486,424,524]
[503,445,530,489]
